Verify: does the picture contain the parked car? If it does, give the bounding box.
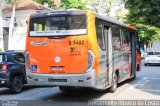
[0,51,26,93]
[141,51,147,59]
[144,51,160,66]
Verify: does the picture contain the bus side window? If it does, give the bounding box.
[122,29,130,63]
[122,29,130,51]
[95,19,106,51]
[112,25,121,51]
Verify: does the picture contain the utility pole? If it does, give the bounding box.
[0,0,5,51]
[8,0,16,50]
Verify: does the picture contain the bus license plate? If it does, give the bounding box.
[51,66,64,72]
[48,79,67,82]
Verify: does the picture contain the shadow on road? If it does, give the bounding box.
[0,88,11,95]
[41,79,137,101]
[42,88,108,101]
[0,77,138,100]
[0,85,53,95]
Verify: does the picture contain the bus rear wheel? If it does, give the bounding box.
[109,74,118,93]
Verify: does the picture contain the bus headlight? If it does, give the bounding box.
[87,50,94,72]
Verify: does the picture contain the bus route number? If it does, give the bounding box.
[69,40,84,45]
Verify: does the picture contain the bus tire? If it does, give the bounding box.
[109,74,118,93]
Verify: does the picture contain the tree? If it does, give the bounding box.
[125,0,160,28]
[60,0,85,9]
[33,0,55,8]
[87,0,127,20]
[125,0,160,47]
[34,0,86,9]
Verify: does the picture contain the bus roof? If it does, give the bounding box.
[95,12,125,27]
[30,10,87,18]
[29,10,137,31]
[94,12,137,31]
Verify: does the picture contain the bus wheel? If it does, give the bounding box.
[109,74,118,93]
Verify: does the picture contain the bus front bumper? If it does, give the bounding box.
[26,69,96,88]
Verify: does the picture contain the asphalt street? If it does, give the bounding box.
[0,60,160,106]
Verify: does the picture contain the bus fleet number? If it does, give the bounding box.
[69,40,84,45]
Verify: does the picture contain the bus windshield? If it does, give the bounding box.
[30,15,86,36]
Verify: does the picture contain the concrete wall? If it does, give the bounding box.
[3,9,38,27]
[10,27,27,51]
[2,9,51,51]
[0,0,5,51]
[0,10,4,51]
[2,9,38,51]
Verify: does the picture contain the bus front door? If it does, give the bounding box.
[104,25,113,87]
[131,32,136,77]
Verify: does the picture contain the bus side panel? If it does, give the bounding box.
[87,12,100,75]
[87,12,107,89]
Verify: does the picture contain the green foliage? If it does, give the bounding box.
[5,0,20,5]
[5,0,12,5]
[34,0,86,9]
[125,0,160,28]
[87,0,126,19]
[60,0,85,9]
[34,0,55,8]
[125,0,160,47]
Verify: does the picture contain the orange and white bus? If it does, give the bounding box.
[25,10,141,92]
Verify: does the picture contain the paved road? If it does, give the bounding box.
[0,60,160,105]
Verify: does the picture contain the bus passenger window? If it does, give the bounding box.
[96,19,106,51]
[122,29,130,63]
[112,25,121,51]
